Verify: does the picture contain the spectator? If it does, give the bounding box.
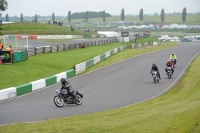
[0,40,3,51]
[6,46,13,53]
[80,43,85,48]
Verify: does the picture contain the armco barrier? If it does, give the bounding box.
[0,69,75,101]
[74,45,127,75]
[132,41,160,49]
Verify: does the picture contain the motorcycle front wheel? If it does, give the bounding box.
[54,96,65,107]
[168,73,171,79]
[153,77,157,83]
[75,94,83,105]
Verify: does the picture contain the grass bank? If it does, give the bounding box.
[1,45,199,133]
[0,22,95,35]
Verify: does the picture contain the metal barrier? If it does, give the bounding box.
[28,38,117,56]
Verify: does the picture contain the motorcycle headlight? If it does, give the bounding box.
[56,90,60,95]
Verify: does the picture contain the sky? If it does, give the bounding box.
[1,0,200,17]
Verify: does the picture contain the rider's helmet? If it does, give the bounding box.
[60,78,66,84]
[152,63,156,67]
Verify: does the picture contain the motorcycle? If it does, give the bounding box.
[166,67,173,79]
[171,59,176,68]
[54,88,83,107]
[152,71,159,83]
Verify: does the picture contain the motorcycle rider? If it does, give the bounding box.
[170,52,177,64]
[165,59,174,74]
[150,63,161,80]
[60,78,77,100]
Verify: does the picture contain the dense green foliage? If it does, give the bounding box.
[0,0,8,11]
[71,11,111,19]
[139,9,143,22]
[182,7,187,22]
[136,36,157,43]
[120,8,125,21]
[161,9,165,23]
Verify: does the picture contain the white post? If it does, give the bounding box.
[4,35,6,50]
[15,35,17,50]
[27,34,28,50]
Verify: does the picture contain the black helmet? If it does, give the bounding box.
[152,63,156,67]
[60,78,66,84]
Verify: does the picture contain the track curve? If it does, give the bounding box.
[0,42,199,125]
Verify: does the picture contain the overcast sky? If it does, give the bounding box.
[1,0,200,17]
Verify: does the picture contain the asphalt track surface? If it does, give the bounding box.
[0,42,199,125]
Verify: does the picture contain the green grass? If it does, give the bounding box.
[1,43,200,133]
[0,42,130,90]
[136,36,157,43]
[0,22,95,35]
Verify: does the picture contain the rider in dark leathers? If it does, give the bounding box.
[60,78,76,100]
[165,59,174,74]
[150,63,161,80]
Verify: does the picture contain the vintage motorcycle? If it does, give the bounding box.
[54,88,83,107]
[166,67,173,79]
[152,71,159,83]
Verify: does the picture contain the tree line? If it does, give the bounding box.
[120,7,187,23]
[0,0,189,23]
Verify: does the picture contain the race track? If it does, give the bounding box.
[0,42,199,125]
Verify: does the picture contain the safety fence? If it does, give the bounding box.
[75,45,127,75]
[131,41,161,49]
[28,38,117,56]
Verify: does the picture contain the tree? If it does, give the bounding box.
[102,10,106,22]
[68,10,71,24]
[139,9,143,22]
[52,12,55,21]
[85,11,88,22]
[182,7,187,22]
[34,14,38,23]
[120,8,125,21]
[5,13,9,21]
[154,12,158,16]
[0,0,8,11]
[20,13,23,22]
[160,9,165,23]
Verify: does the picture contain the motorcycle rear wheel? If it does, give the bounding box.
[168,73,171,79]
[54,96,65,107]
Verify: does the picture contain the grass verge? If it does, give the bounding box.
[0,42,131,90]
[0,44,199,133]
